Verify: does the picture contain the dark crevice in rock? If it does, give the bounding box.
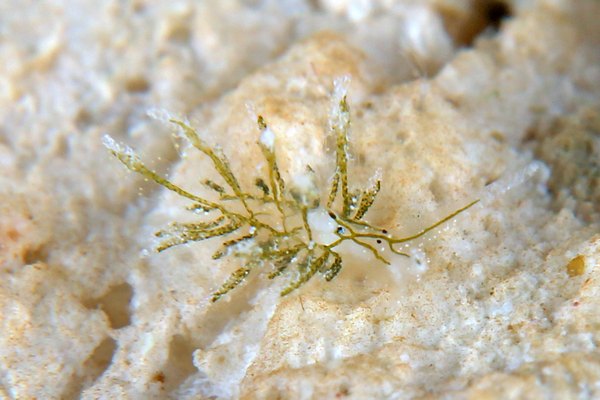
[161,334,198,392]
[22,244,49,265]
[63,337,117,399]
[438,0,513,47]
[83,282,133,329]
[84,337,118,382]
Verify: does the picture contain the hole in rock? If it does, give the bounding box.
[124,76,150,93]
[65,337,117,398]
[483,1,512,31]
[74,108,92,129]
[438,0,513,47]
[23,245,48,265]
[162,334,198,392]
[166,23,191,43]
[84,337,117,380]
[84,283,133,329]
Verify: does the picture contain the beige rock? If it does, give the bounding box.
[1,1,599,399]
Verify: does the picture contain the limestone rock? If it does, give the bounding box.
[1,1,599,399]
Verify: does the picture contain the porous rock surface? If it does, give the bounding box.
[0,1,599,399]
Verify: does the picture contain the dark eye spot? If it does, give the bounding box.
[376,239,382,244]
